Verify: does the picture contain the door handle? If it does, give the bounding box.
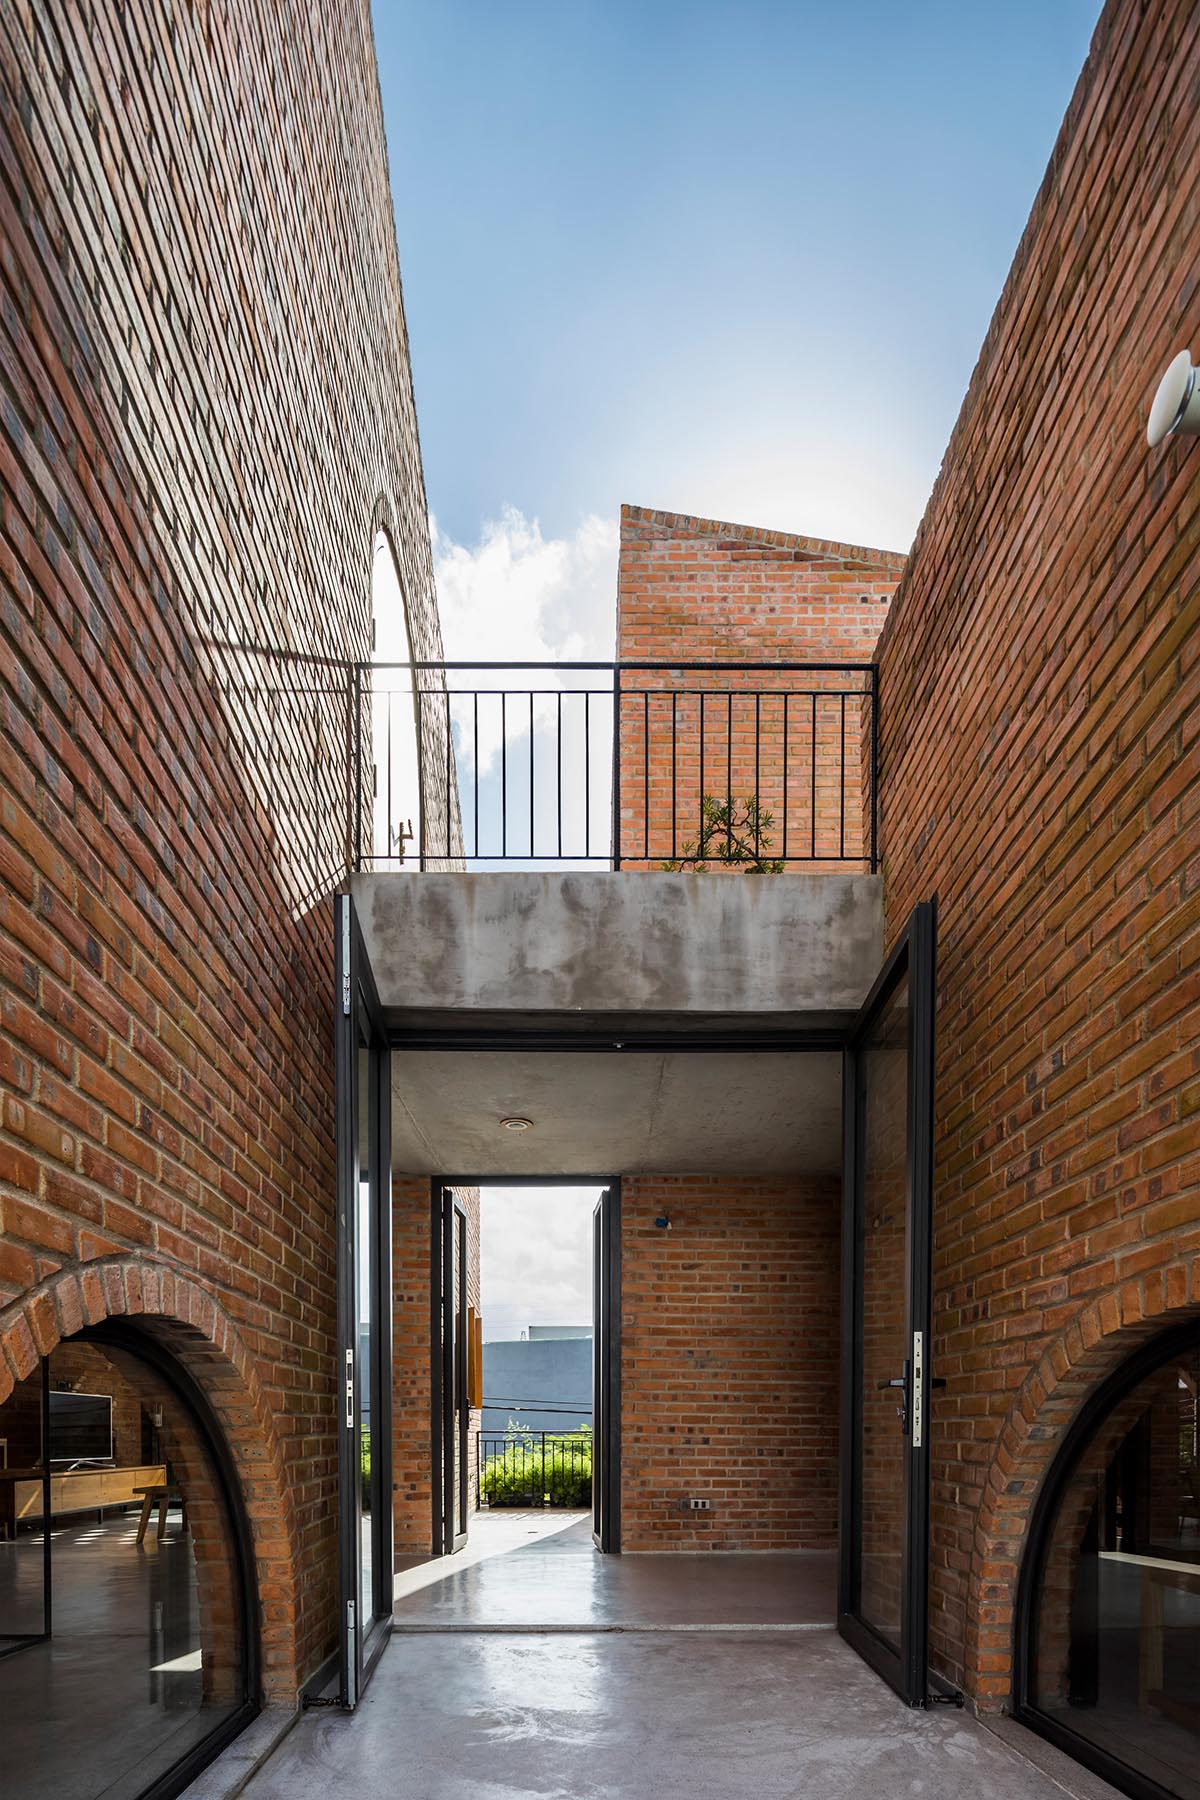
[876,1359,911,1433]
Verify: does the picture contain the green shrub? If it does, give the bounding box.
[480,1424,592,1507]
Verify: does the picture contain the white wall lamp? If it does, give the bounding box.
[1147,350,1200,448]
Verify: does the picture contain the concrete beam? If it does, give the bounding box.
[351,872,882,1019]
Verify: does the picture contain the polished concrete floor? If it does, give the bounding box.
[238,1628,1123,1800]
[230,1510,1124,1800]
[394,1510,838,1630]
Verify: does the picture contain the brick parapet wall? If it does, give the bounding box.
[872,0,1200,1705]
[0,0,444,1693]
[615,506,901,869]
[620,1174,840,1552]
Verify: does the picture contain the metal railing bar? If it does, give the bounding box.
[754,693,761,860]
[810,692,817,860]
[726,692,733,854]
[671,692,677,861]
[473,692,479,858]
[839,692,846,861]
[445,689,452,861]
[642,691,649,861]
[699,691,706,847]
[404,659,876,673]
[782,692,789,859]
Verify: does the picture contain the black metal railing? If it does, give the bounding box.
[352,660,878,873]
[476,1429,593,1509]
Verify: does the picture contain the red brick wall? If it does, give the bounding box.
[615,506,902,869]
[620,1175,840,1552]
[872,0,1200,1707]
[0,0,444,1698]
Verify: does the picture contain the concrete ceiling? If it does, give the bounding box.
[391,1050,842,1177]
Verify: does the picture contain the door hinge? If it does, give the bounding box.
[345,1347,354,1428]
[340,898,352,1016]
[929,1690,964,1707]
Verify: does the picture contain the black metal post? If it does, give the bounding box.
[611,666,622,869]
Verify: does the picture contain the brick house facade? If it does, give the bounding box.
[4,0,1200,1795]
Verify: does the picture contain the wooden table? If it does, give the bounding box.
[133,1484,188,1544]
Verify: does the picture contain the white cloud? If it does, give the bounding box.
[480,1186,601,1343]
[432,506,617,665]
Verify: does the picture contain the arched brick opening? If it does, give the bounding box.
[967,1289,1200,1711]
[0,1257,304,1703]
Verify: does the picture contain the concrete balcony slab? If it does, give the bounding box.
[350,871,882,1025]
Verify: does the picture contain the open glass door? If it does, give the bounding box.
[431,1184,470,1555]
[335,894,393,1707]
[592,1184,620,1553]
[839,899,937,1705]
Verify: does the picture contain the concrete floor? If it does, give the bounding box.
[237,1629,1124,1800]
[228,1511,1125,1800]
[393,1511,838,1630]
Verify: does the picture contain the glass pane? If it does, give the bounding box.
[1031,1336,1200,1798]
[0,1366,46,1645]
[357,1033,374,1627]
[1,1337,245,1800]
[857,973,910,1651]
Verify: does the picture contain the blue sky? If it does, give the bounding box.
[370,5,1102,1328]
[375,0,1101,626]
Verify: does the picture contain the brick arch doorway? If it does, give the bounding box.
[0,1281,280,1800]
[1009,1312,1200,1800]
[0,1258,304,1701]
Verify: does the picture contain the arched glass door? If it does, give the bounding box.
[1018,1322,1200,1800]
[0,1326,256,1800]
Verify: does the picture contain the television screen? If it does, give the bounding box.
[49,1391,114,1464]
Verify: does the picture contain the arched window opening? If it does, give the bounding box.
[0,1324,257,1800]
[370,532,423,868]
[1018,1322,1200,1800]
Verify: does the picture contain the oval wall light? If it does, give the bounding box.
[1147,349,1200,447]
[499,1116,533,1133]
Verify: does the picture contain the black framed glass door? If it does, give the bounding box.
[839,899,937,1705]
[431,1185,470,1555]
[592,1184,620,1554]
[335,894,393,1708]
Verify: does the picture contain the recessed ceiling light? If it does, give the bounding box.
[500,1116,533,1132]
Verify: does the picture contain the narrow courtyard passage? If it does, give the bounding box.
[217,1516,1125,1800]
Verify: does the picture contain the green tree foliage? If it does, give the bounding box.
[662,795,784,873]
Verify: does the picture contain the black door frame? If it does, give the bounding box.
[431,1174,621,1554]
[334,894,394,1708]
[431,1182,471,1554]
[592,1183,621,1552]
[838,898,938,1707]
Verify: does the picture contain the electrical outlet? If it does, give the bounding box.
[683,1497,711,1511]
